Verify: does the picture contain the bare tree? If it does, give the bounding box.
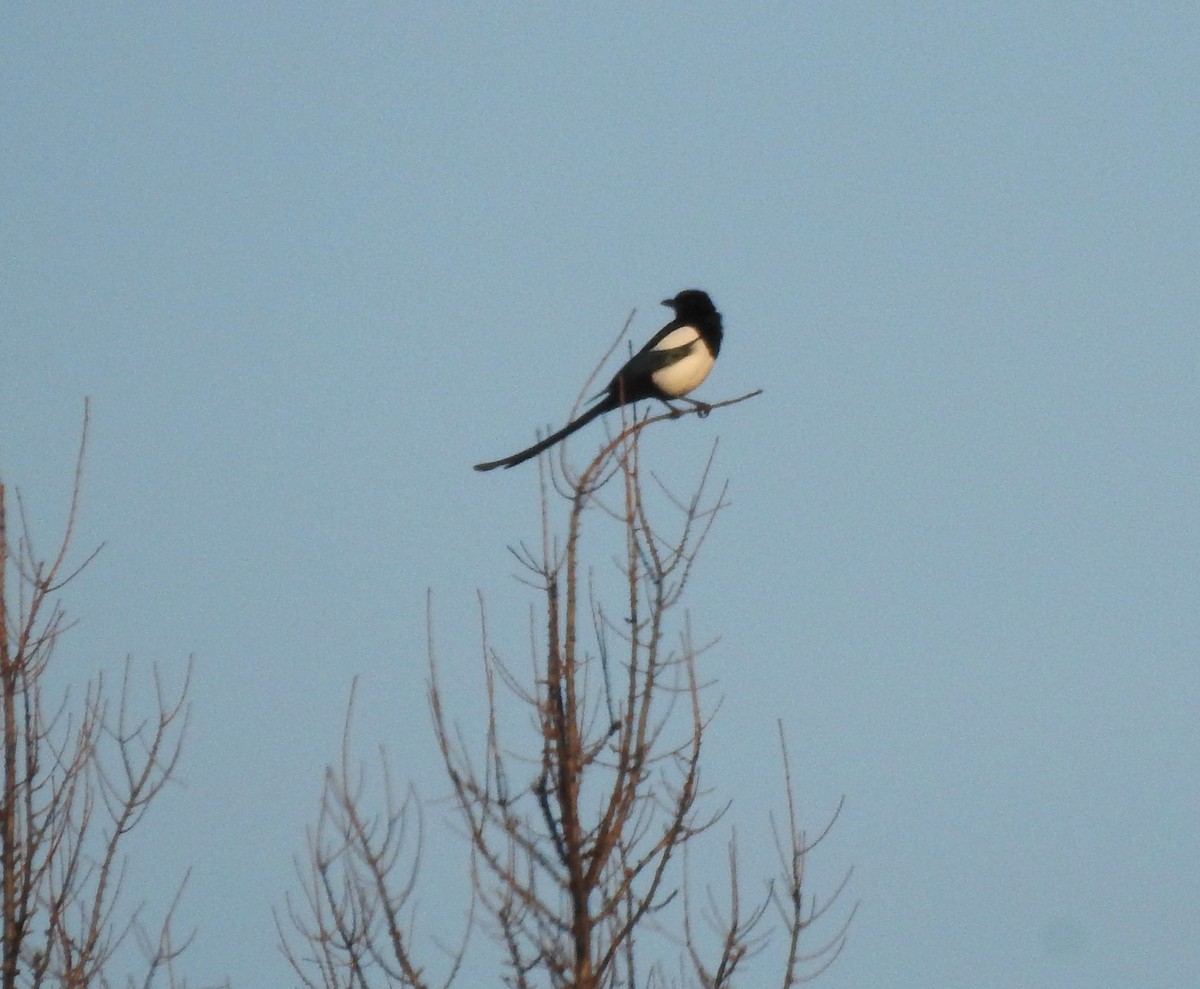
[431,396,851,989]
[283,321,851,987]
[276,681,472,989]
[0,404,206,988]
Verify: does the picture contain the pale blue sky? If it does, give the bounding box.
[3,4,1198,986]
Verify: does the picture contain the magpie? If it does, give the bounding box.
[474,289,723,471]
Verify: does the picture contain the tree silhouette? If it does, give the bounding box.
[0,403,208,988]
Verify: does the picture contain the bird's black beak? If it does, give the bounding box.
[660,298,673,308]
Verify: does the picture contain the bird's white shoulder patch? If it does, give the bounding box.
[652,324,701,351]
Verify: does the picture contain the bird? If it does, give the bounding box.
[474,289,723,471]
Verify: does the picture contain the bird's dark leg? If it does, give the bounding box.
[677,397,713,417]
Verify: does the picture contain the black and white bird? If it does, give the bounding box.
[474,289,724,471]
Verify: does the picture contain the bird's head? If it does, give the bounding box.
[661,288,716,317]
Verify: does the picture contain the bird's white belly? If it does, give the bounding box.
[651,343,715,397]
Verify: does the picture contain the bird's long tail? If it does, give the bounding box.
[473,397,616,471]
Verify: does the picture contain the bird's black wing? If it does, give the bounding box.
[635,317,687,353]
[615,338,697,380]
